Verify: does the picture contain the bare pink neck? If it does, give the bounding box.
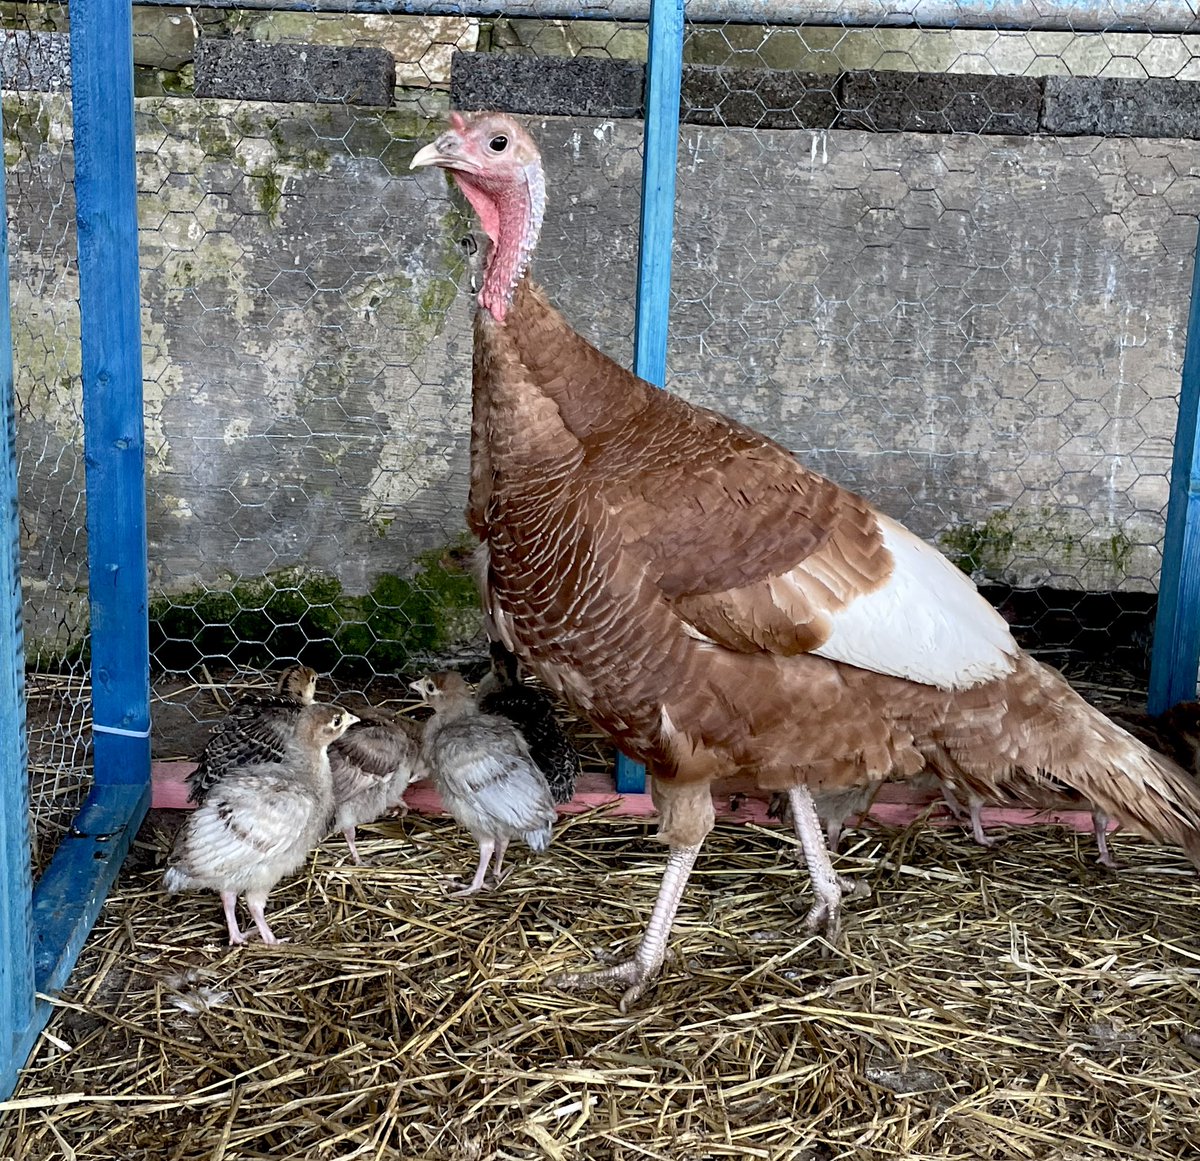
[455,162,545,323]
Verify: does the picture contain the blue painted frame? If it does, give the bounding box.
[1148,224,1200,714]
[616,0,684,795]
[0,0,151,1101]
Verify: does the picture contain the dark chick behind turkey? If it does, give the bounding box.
[476,641,580,804]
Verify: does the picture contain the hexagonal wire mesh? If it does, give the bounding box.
[4,4,1200,868]
[2,4,91,872]
[661,16,1200,693]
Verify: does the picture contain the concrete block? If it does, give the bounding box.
[1043,77,1200,139]
[194,38,394,106]
[681,65,839,129]
[0,31,70,93]
[451,52,643,118]
[232,14,477,89]
[840,71,1041,135]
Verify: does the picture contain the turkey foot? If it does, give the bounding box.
[969,801,1001,849]
[548,844,700,1013]
[1093,810,1118,869]
[787,786,866,940]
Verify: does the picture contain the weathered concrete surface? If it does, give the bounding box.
[0,30,69,93]
[5,96,1199,648]
[194,39,396,106]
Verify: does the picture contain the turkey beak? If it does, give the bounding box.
[410,134,461,171]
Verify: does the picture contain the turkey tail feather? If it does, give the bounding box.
[939,654,1200,867]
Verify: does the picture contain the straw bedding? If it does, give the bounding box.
[3,806,1199,1159]
[4,665,1199,1159]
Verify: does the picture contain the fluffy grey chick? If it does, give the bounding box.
[330,707,427,864]
[187,664,319,804]
[411,670,557,897]
[165,703,358,945]
[477,641,581,804]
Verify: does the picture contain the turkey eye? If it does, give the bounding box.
[489,135,508,152]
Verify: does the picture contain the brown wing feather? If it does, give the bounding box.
[496,279,892,656]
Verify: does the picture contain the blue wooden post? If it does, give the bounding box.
[0,95,37,1103]
[24,0,151,1065]
[1149,225,1200,713]
[616,0,684,794]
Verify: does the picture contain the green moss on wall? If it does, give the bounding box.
[149,545,482,678]
[940,508,1138,585]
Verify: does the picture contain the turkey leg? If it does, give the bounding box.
[548,843,701,1013]
[787,785,865,937]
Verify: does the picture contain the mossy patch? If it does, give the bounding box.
[149,543,482,679]
[940,508,1138,586]
[940,511,1016,577]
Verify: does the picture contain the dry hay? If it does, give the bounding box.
[2,807,1199,1160]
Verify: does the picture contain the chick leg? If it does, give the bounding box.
[787,786,864,938]
[449,839,494,897]
[245,891,281,946]
[488,837,511,886]
[221,891,247,946]
[549,843,700,1013]
[343,826,363,866]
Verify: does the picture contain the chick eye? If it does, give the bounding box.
[332,714,343,727]
[488,134,508,153]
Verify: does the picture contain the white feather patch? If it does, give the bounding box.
[809,514,1017,690]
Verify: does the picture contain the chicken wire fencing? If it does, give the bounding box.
[4,3,1200,865]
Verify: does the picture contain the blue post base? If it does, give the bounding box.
[0,780,149,1100]
[615,751,647,794]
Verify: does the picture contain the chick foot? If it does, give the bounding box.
[548,844,700,1013]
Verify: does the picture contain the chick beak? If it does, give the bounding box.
[343,713,361,728]
[407,680,427,698]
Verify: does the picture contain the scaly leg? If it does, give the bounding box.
[245,891,281,945]
[549,843,701,1013]
[221,890,246,946]
[1093,809,1118,869]
[969,798,999,848]
[450,839,494,897]
[344,826,363,866]
[489,837,511,886]
[787,786,864,938]
[939,784,968,821]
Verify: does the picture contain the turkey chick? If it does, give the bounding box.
[476,641,581,804]
[330,707,427,864]
[187,664,319,804]
[411,670,557,896]
[165,703,358,945]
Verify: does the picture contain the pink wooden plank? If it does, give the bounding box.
[150,760,1108,835]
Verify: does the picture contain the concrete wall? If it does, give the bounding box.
[5,91,1199,656]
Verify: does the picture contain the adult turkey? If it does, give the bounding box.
[411,113,1200,1010]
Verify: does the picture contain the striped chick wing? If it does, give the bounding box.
[167,767,326,894]
[188,694,308,803]
[430,716,557,849]
[330,721,425,819]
